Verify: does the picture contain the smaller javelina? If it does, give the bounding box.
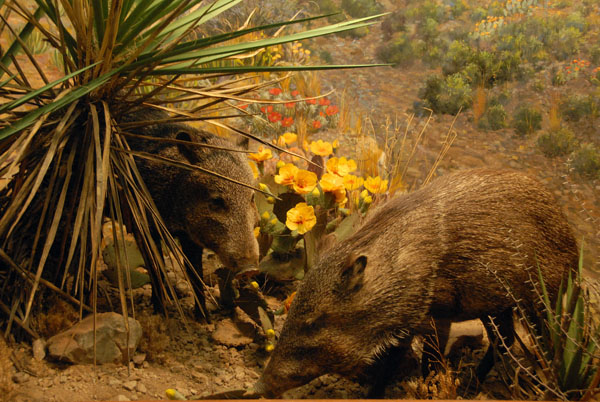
[255,169,578,397]
[124,109,259,320]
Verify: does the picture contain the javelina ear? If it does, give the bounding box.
[176,131,200,165]
[340,255,367,293]
[236,136,250,150]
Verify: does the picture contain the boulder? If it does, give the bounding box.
[47,312,142,364]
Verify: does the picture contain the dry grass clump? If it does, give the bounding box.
[402,369,462,400]
[137,312,171,363]
[34,296,78,339]
[0,337,14,401]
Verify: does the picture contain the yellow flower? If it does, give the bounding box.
[286,202,317,234]
[364,176,388,194]
[343,174,364,191]
[280,132,298,145]
[310,139,333,156]
[249,146,273,162]
[276,160,286,169]
[319,173,345,193]
[274,163,299,187]
[261,211,270,220]
[320,173,347,204]
[248,161,259,179]
[326,157,357,177]
[292,170,317,194]
[332,139,339,149]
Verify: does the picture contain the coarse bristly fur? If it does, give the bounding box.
[255,168,579,398]
[122,109,259,319]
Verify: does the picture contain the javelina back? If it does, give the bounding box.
[255,169,578,397]
[124,109,259,319]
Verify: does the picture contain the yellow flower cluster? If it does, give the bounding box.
[249,146,273,162]
[310,139,333,156]
[274,163,317,194]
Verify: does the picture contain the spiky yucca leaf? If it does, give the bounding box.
[0,0,384,336]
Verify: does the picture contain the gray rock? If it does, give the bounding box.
[46,312,142,364]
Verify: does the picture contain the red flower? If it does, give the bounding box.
[291,90,299,97]
[261,105,274,114]
[285,102,295,109]
[269,88,282,96]
[281,117,294,127]
[238,103,249,110]
[268,112,282,123]
[325,105,339,116]
[312,120,322,129]
[318,97,330,106]
[306,99,317,105]
[319,111,325,117]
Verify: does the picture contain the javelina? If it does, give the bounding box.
[255,169,578,397]
[123,109,259,320]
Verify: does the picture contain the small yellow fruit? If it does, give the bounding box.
[251,281,259,290]
[265,343,275,352]
[276,160,286,169]
[266,328,275,337]
[259,183,269,192]
[364,195,373,204]
[267,196,276,204]
[261,211,270,220]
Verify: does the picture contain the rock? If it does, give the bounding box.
[132,353,146,365]
[123,380,137,391]
[136,382,147,393]
[211,318,253,347]
[32,338,46,361]
[12,372,30,384]
[112,395,130,401]
[46,312,142,364]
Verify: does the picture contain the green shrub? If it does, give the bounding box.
[442,40,474,76]
[537,128,577,158]
[450,0,469,18]
[590,44,600,64]
[376,32,418,66]
[341,0,384,18]
[418,17,440,43]
[571,143,600,178]
[479,104,507,131]
[407,0,447,23]
[560,95,598,122]
[470,7,487,22]
[314,0,345,23]
[420,73,472,115]
[512,105,542,136]
[551,27,583,60]
[381,10,406,40]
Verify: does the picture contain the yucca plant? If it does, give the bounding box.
[493,248,600,401]
[0,0,384,337]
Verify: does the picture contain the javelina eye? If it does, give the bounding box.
[210,196,227,211]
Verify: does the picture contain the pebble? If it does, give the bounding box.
[112,395,130,402]
[136,382,147,394]
[32,338,46,361]
[12,372,30,384]
[108,377,121,387]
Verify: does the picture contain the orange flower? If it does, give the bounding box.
[310,139,332,156]
[318,97,330,106]
[281,116,294,127]
[274,163,299,186]
[293,170,317,194]
[268,112,282,123]
[343,174,364,191]
[249,146,273,162]
[286,203,317,234]
[326,157,357,177]
[312,120,322,129]
[364,176,388,194]
[269,87,282,96]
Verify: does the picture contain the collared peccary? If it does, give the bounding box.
[123,109,259,320]
[254,169,578,397]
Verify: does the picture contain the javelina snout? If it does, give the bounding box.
[124,109,259,320]
[257,169,578,397]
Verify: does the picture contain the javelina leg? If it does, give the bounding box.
[477,309,514,382]
[421,318,451,377]
[177,232,210,323]
[366,345,412,398]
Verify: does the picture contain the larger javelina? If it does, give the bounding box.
[255,169,578,397]
[124,110,259,319]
